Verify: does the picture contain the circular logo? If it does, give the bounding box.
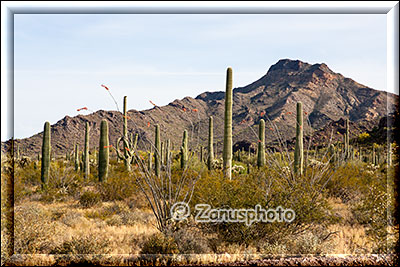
[170,202,190,221]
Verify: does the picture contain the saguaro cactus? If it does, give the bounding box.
[148,151,152,172]
[257,119,266,168]
[165,139,170,166]
[207,116,214,170]
[223,67,233,180]
[345,118,350,159]
[388,143,393,167]
[154,124,161,176]
[181,130,188,169]
[294,102,304,175]
[74,144,79,171]
[116,96,136,171]
[328,144,335,163]
[98,120,109,182]
[41,121,51,187]
[83,122,90,180]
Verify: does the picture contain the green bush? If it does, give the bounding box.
[191,168,335,247]
[96,168,139,201]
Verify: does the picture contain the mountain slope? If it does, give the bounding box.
[3,59,398,157]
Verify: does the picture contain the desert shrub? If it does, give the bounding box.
[172,226,211,254]
[50,234,111,254]
[14,160,41,202]
[140,233,179,255]
[79,191,101,208]
[60,211,88,227]
[357,132,371,143]
[191,168,335,248]
[14,203,58,254]
[351,180,396,253]
[325,162,376,202]
[97,169,139,201]
[38,163,82,203]
[119,208,154,226]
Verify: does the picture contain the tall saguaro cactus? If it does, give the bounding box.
[98,120,109,182]
[223,67,233,179]
[83,122,90,180]
[181,130,188,169]
[257,119,266,168]
[294,102,304,175]
[208,116,214,170]
[74,144,79,171]
[165,139,170,166]
[345,118,350,159]
[154,124,161,176]
[41,121,51,187]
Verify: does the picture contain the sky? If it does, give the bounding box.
[5,13,390,140]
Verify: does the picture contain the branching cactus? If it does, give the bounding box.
[115,96,136,171]
[98,120,109,182]
[294,102,304,175]
[223,67,233,179]
[257,119,266,168]
[181,129,188,169]
[154,124,161,176]
[41,121,51,188]
[83,122,90,180]
[207,116,214,171]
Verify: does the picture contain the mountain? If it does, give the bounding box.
[2,59,398,157]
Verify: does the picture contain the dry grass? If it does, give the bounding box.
[13,200,158,255]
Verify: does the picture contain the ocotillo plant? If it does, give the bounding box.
[181,129,188,169]
[223,67,233,180]
[207,116,214,171]
[294,102,304,175]
[41,121,51,188]
[154,124,161,176]
[257,119,266,168]
[83,122,90,180]
[98,120,109,182]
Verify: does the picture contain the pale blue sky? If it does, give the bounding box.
[11,14,388,140]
